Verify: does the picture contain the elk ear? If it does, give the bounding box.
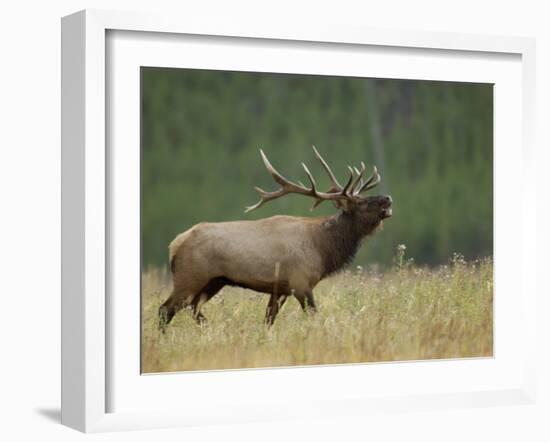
[310,198,350,211]
[332,199,352,211]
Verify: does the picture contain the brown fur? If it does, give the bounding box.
[158,195,392,330]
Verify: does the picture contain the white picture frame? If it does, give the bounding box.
[61,9,537,433]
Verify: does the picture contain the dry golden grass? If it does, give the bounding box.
[141,255,493,373]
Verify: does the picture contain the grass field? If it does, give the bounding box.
[141,254,493,373]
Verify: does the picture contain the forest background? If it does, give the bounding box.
[141,68,493,269]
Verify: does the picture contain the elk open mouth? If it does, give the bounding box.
[380,198,393,219]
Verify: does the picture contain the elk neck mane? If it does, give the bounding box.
[314,210,381,278]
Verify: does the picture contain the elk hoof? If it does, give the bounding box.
[194,313,207,326]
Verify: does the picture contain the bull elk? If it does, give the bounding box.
[159,146,392,331]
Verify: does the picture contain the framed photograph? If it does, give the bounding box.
[61,9,537,432]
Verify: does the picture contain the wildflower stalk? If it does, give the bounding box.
[396,244,407,271]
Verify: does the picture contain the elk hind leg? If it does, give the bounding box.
[159,283,204,332]
[159,290,190,333]
[191,293,208,324]
[192,277,228,324]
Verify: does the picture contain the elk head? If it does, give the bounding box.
[245,146,392,233]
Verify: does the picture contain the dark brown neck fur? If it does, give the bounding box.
[314,210,382,278]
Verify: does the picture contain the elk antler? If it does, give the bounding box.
[312,145,342,192]
[354,165,381,195]
[245,147,381,212]
[312,146,380,202]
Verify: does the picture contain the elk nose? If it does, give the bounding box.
[383,195,393,205]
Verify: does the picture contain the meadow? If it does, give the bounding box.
[141,253,493,373]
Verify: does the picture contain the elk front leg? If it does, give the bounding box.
[265,293,288,326]
[305,289,317,313]
[294,289,317,314]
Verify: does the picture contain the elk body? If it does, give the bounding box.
[159,147,392,331]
